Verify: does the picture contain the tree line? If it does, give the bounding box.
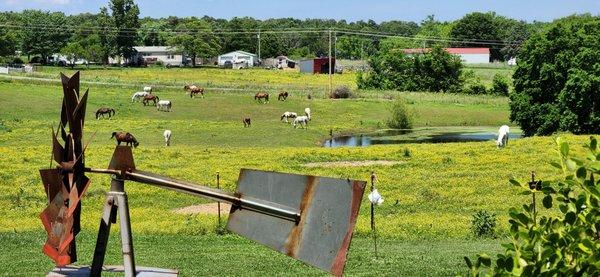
[0,0,548,65]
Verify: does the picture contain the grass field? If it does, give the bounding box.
[0,68,584,276]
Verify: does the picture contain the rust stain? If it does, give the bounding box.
[284,175,317,257]
[330,180,366,277]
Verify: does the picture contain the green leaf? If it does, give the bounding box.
[566,159,577,171]
[520,190,532,195]
[478,253,491,267]
[576,167,587,179]
[565,212,576,225]
[463,256,473,268]
[509,179,522,187]
[543,195,553,209]
[590,136,597,151]
[578,243,592,254]
[560,141,569,157]
[550,162,562,169]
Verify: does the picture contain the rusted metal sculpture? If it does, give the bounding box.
[42,72,366,277]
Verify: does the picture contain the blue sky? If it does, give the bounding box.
[1,0,599,23]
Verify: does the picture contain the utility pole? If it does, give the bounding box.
[257,29,261,65]
[328,28,333,98]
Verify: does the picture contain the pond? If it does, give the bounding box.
[323,127,522,147]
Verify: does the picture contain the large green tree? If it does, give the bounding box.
[450,12,501,61]
[168,19,220,66]
[20,10,70,61]
[510,15,600,136]
[108,0,140,62]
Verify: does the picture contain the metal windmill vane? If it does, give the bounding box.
[40,72,366,277]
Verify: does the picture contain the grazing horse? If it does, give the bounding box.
[143,86,153,93]
[131,91,149,102]
[496,125,510,148]
[293,116,309,129]
[95,108,115,119]
[163,130,172,146]
[185,85,204,98]
[280,111,297,123]
[243,117,251,127]
[157,100,172,112]
[143,94,159,106]
[278,91,289,101]
[111,131,139,148]
[255,92,269,103]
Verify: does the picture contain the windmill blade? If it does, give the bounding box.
[227,169,365,276]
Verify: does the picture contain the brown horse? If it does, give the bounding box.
[255,92,269,103]
[143,94,159,106]
[95,108,115,119]
[243,117,251,127]
[277,91,288,101]
[110,131,139,148]
[184,85,204,98]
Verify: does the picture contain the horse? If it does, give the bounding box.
[143,86,153,93]
[243,117,251,127]
[280,112,297,123]
[255,92,269,103]
[95,108,115,119]
[496,125,510,148]
[163,130,172,146]
[143,94,159,106]
[157,100,172,112]
[131,91,149,102]
[304,108,311,121]
[111,131,139,148]
[278,91,289,101]
[293,116,309,129]
[185,85,204,98]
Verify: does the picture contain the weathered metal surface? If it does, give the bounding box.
[227,169,366,276]
[39,72,90,265]
[47,265,178,277]
[108,146,136,172]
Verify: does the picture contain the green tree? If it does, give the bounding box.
[336,36,376,59]
[510,15,600,136]
[138,20,168,46]
[20,10,70,61]
[450,12,501,61]
[60,42,86,68]
[108,0,140,63]
[415,15,454,48]
[97,7,115,65]
[465,137,600,276]
[168,19,220,66]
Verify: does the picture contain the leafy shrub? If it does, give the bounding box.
[330,86,353,99]
[387,98,413,129]
[510,15,600,136]
[11,57,23,65]
[470,210,497,238]
[154,60,164,67]
[358,45,463,93]
[491,74,509,96]
[465,83,488,95]
[465,136,600,275]
[29,56,44,64]
[403,148,411,157]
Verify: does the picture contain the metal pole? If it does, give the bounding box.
[257,30,261,64]
[116,191,136,277]
[370,172,378,259]
[328,28,333,98]
[217,172,221,227]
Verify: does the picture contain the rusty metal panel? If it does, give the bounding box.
[227,169,365,276]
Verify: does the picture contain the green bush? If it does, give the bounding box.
[491,74,509,96]
[387,98,413,129]
[330,86,353,99]
[470,210,497,238]
[466,83,488,95]
[358,45,463,93]
[510,15,600,136]
[464,136,600,276]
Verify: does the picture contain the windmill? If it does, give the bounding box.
[41,72,366,276]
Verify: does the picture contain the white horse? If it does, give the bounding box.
[157,100,172,112]
[163,130,172,146]
[496,125,510,148]
[131,91,149,102]
[143,86,153,93]
[304,108,311,121]
[281,112,297,123]
[293,116,309,129]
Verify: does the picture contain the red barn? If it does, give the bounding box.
[299,58,336,74]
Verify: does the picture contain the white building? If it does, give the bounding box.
[134,46,186,66]
[218,50,258,68]
[402,48,490,64]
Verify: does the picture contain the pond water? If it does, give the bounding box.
[323,127,522,147]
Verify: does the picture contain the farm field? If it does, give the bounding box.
[0,74,587,276]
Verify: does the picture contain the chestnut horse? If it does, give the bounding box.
[255,92,269,103]
[243,117,251,127]
[277,91,288,101]
[184,85,204,98]
[96,108,115,119]
[143,94,159,106]
[110,131,139,148]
